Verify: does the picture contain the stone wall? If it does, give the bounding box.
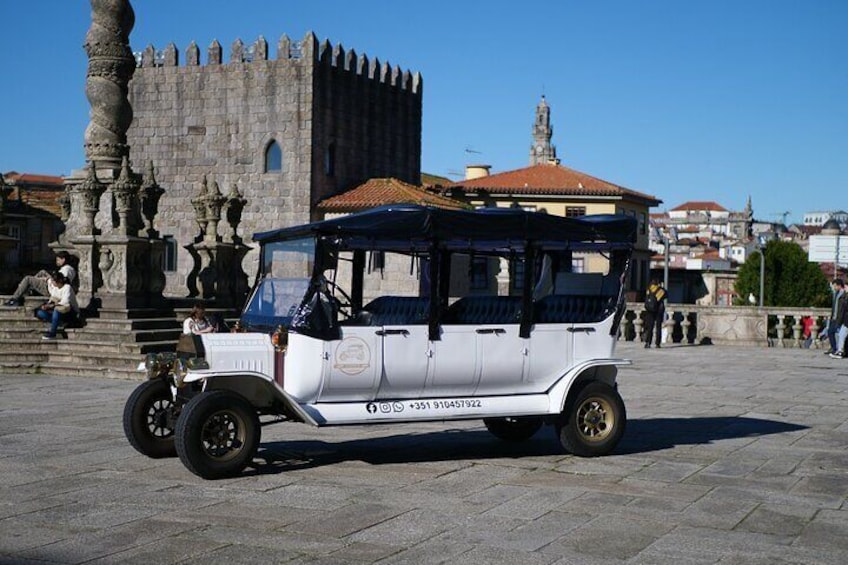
[126,32,422,296]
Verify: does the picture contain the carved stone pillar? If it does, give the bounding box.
[185,176,250,307]
[140,161,165,238]
[111,156,142,237]
[97,235,162,310]
[83,0,136,169]
[186,241,236,307]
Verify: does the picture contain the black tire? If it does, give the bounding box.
[557,382,626,457]
[123,379,178,458]
[175,390,260,479]
[483,416,543,442]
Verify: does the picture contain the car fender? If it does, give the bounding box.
[546,358,631,414]
[183,370,319,426]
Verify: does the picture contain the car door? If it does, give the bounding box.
[320,326,382,402]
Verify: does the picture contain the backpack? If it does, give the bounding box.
[645,289,658,313]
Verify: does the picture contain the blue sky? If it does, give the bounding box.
[1,0,845,224]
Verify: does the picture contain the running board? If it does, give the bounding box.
[301,394,551,426]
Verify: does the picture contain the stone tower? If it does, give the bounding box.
[530,95,557,165]
[126,34,423,295]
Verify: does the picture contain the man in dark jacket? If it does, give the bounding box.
[828,279,848,358]
[825,279,846,355]
[644,279,667,349]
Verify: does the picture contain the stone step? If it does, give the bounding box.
[64,328,181,344]
[0,362,42,375]
[82,318,182,331]
[0,324,180,345]
[37,362,143,380]
[0,350,52,363]
[44,338,174,354]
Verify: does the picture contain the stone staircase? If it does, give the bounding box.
[0,296,186,379]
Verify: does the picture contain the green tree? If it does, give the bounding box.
[735,240,830,307]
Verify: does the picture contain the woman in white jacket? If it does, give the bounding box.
[36,272,79,340]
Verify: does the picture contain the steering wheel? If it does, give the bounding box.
[323,278,353,319]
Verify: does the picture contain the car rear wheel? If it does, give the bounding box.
[557,382,626,457]
[123,379,178,458]
[483,416,543,442]
[175,390,260,479]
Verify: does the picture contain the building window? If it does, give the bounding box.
[264,140,282,173]
[571,257,585,273]
[511,257,526,293]
[325,143,336,177]
[162,235,177,272]
[369,250,385,272]
[470,257,489,290]
[565,206,586,218]
[640,212,647,235]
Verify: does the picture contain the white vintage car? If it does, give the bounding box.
[124,205,637,479]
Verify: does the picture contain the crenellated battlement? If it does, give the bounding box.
[132,30,422,95]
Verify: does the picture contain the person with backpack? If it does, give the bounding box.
[644,278,667,348]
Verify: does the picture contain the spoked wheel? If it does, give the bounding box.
[557,382,626,457]
[123,379,178,458]
[483,416,543,442]
[175,390,260,479]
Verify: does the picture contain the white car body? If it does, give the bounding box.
[184,314,629,426]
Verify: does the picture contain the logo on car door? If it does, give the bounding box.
[334,337,371,375]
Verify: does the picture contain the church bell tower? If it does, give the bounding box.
[530,95,557,165]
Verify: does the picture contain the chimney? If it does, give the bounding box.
[465,164,491,180]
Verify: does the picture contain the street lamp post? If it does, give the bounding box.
[757,236,767,308]
[759,250,765,308]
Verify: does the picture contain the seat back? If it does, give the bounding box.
[445,296,523,325]
[534,294,616,324]
[362,296,430,326]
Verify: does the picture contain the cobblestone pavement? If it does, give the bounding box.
[1,342,847,564]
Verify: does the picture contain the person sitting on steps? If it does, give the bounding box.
[4,251,77,307]
[183,302,217,335]
[36,272,80,340]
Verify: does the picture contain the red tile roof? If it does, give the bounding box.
[4,172,64,186]
[669,201,728,212]
[446,163,661,205]
[318,178,469,212]
[2,171,66,216]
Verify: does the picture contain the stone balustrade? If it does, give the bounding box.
[621,303,832,348]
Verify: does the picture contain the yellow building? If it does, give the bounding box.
[441,160,661,297]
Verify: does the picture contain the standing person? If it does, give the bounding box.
[643,278,667,349]
[829,282,848,358]
[183,302,216,335]
[824,279,845,355]
[4,251,77,306]
[36,272,79,340]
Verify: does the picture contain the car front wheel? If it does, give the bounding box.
[557,382,626,457]
[483,416,543,442]
[123,379,178,458]
[175,390,260,479]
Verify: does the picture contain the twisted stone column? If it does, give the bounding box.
[83,0,136,169]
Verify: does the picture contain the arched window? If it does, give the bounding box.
[325,142,336,177]
[264,140,282,173]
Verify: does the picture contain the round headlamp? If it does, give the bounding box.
[144,353,160,380]
[173,358,188,387]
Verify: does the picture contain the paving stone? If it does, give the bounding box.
[540,513,674,560]
[2,346,848,563]
[735,504,816,536]
[348,508,456,546]
[291,502,406,537]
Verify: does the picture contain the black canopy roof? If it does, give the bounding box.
[254,204,637,249]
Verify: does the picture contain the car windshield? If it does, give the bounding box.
[241,237,315,330]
